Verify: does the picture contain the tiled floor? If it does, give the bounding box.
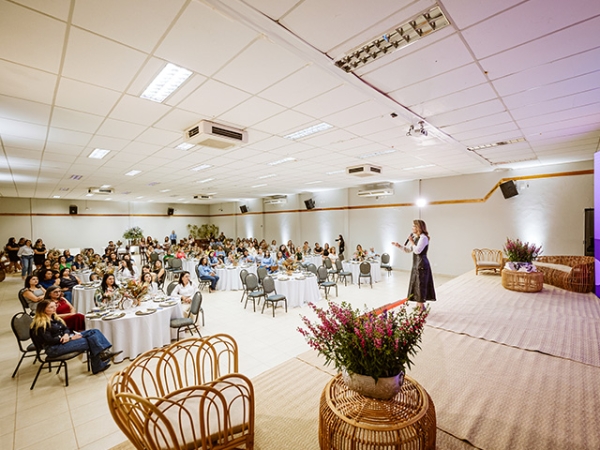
[0,269,454,449]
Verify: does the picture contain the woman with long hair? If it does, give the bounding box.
[140,272,159,295]
[30,299,118,374]
[33,239,46,270]
[5,237,20,273]
[22,275,46,311]
[59,267,81,303]
[45,285,85,331]
[392,219,436,307]
[197,257,219,292]
[335,234,345,260]
[17,239,34,279]
[100,273,119,301]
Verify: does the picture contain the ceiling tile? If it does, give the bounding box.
[295,85,371,118]
[242,0,301,20]
[511,89,600,121]
[50,107,104,134]
[0,135,45,151]
[253,110,315,135]
[12,0,71,20]
[153,108,207,133]
[412,83,498,118]
[0,60,57,104]
[177,80,251,118]
[428,100,506,128]
[55,77,121,116]
[109,94,171,126]
[0,2,66,73]
[135,127,181,146]
[0,95,51,125]
[217,96,286,128]
[47,127,92,146]
[96,118,147,140]
[323,100,392,128]
[44,141,84,156]
[0,118,47,140]
[62,28,147,91]
[441,0,522,29]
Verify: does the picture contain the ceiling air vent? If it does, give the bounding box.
[88,187,114,195]
[357,183,394,197]
[194,194,213,200]
[347,164,382,177]
[185,120,248,150]
[263,195,287,205]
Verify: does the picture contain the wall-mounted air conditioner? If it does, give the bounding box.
[263,196,287,205]
[88,187,114,195]
[185,120,248,150]
[347,164,382,177]
[357,183,394,197]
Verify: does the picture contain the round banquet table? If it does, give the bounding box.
[73,270,92,283]
[343,260,382,285]
[215,264,257,291]
[183,258,199,280]
[73,285,97,313]
[85,299,184,363]
[303,255,323,267]
[273,273,321,308]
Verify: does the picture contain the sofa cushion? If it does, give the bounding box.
[535,262,572,273]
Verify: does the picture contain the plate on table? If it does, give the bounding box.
[135,308,157,316]
[153,296,168,302]
[277,276,289,281]
[294,275,306,280]
[159,300,178,307]
[102,312,126,321]
[85,312,102,319]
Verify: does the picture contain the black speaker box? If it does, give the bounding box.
[167,208,174,216]
[499,180,519,199]
[240,205,248,214]
[69,205,78,215]
[304,198,315,210]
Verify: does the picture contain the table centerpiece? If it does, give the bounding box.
[298,301,429,399]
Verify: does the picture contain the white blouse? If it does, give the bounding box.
[171,282,196,298]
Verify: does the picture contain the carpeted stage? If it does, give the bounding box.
[113,271,600,449]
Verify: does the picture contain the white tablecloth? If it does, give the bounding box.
[216,265,257,291]
[73,285,97,313]
[85,300,184,363]
[302,255,323,267]
[73,270,92,283]
[273,274,321,308]
[343,260,382,285]
[182,258,199,280]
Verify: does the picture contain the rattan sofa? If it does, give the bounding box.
[534,256,595,293]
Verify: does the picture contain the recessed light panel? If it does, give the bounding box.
[88,149,110,159]
[141,63,192,103]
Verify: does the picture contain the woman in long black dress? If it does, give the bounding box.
[392,219,436,307]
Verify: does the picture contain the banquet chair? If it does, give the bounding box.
[150,252,159,263]
[317,266,338,299]
[239,269,249,303]
[323,257,338,279]
[261,276,287,317]
[170,291,203,341]
[107,336,254,450]
[244,273,264,312]
[380,253,392,276]
[166,281,178,296]
[195,264,212,292]
[335,259,352,286]
[11,312,39,378]
[358,262,372,289]
[29,329,90,390]
[256,266,268,285]
[165,257,185,281]
[18,288,33,315]
[306,263,318,276]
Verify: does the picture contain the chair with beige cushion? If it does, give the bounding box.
[107,334,254,450]
[472,249,504,275]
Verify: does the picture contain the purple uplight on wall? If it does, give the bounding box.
[595,153,600,297]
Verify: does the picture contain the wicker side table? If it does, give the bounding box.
[319,374,436,450]
[501,270,544,292]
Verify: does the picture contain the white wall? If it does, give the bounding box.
[0,161,592,275]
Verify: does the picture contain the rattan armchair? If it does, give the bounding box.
[471,248,504,275]
[107,335,254,450]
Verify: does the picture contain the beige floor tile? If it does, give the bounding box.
[21,429,77,450]
[74,416,120,448]
[0,432,14,449]
[78,430,127,450]
[14,413,74,448]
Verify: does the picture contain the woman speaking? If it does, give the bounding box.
[392,219,436,307]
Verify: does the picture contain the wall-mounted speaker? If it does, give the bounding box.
[69,205,78,215]
[304,198,315,210]
[240,205,248,214]
[499,180,518,199]
[167,208,174,216]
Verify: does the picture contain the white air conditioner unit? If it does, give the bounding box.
[88,187,114,195]
[263,196,287,205]
[347,164,382,177]
[185,120,248,150]
[194,194,213,200]
[357,183,394,197]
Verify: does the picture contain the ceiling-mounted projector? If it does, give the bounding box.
[185,120,248,150]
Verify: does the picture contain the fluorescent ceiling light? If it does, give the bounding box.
[404,164,435,170]
[136,196,144,199]
[197,178,214,183]
[284,123,332,140]
[105,198,112,201]
[335,5,450,73]
[326,170,345,175]
[88,148,110,159]
[178,198,185,201]
[258,174,277,179]
[191,164,212,171]
[467,137,526,151]
[101,184,111,188]
[252,184,267,188]
[175,142,195,151]
[53,195,60,198]
[268,157,296,166]
[86,193,94,197]
[358,149,396,159]
[140,63,192,103]
[159,189,170,193]
[70,175,82,180]
[125,170,141,176]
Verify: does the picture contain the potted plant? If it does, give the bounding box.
[503,238,542,272]
[187,223,219,243]
[298,301,429,399]
[123,226,144,245]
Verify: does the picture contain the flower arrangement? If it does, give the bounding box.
[298,301,429,381]
[504,238,542,263]
[117,279,148,309]
[282,258,297,273]
[353,250,366,261]
[123,226,144,241]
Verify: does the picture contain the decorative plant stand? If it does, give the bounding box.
[319,374,436,450]
[501,270,544,292]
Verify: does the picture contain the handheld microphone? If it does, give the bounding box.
[404,234,412,246]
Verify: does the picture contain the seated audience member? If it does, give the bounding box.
[224,251,236,265]
[89,272,100,282]
[45,285,85,331]
[23,275,46,312]
[39,268,59,290]
[171,271,196,314]
[270,240,277,252]
[106,252,119,267]
[175,247,186,259]
[99,273,119,303]
[276,251,286,266]
[64,249,74,265]
[71,254,87,270]
[36,259,52,277]
[279,244,290,258]
[241,249,255,264]
[328,247,339,262]
[105,241,116,254]
[58,255,71,271]
[314,242,324,255]
[261,251,276,273]
[302,241,311,255]
[117,258,137,279]
[197,257,219,292]
[141,272,159,295]
[255,249,264,266]
[31,299,119,374]
[59,267,81,303]
[152,260,165,286]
